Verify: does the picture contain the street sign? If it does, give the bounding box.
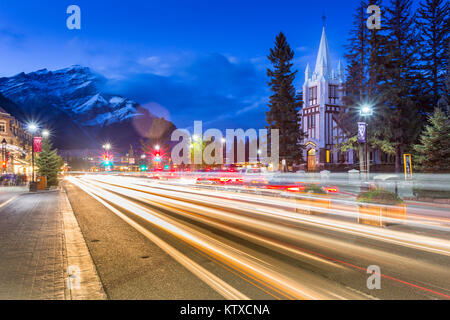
[357,122,367,143]
[34,137,42,153]
[403,153,413,180]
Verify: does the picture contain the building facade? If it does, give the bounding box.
[0,106,32,174]
[302,27,353,171]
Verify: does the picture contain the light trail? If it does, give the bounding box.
[68,176,249,300]
[82,175,450,256]
[69,176,336,300]
[68,174,450,299]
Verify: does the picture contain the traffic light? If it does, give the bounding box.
[154,152,161,162]
[2,161,6,169]
[140,165,147,171]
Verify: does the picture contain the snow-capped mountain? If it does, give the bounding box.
[0,65,140,127]
[0,66,172,150]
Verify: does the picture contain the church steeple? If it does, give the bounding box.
[314,27,332,80]
[304,63,310,83]
[337,60,344,82]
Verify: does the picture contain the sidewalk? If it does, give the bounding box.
[0,188,106,300]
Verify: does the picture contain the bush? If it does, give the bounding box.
[304,184,326,194]
[357,188,404,205]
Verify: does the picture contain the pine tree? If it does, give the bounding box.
[378,0,422,172]
[442,42,450,113]
[413,108,450,171]
[416,0,450,111]
[266,32,304,167]
[35,139,63,186]
[344,0,369,101]
[339,0,387,172]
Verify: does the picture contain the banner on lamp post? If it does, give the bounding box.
[357,122,367,143]
[33,137,42,153]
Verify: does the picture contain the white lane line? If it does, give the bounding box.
[0,195,19,210]
[69,177,249,300]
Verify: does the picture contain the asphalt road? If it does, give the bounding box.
[63,175,450,300]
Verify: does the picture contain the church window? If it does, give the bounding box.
[307,114,316,129]
[329,85,338,104]
[309,86,317,105]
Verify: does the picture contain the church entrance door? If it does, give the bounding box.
[307,149,316,172]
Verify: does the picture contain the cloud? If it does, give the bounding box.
[102,52,270,131]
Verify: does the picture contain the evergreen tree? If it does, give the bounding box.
[339,0,387,172]
[35,139,63,186]
[416,0,450,111]
[344,0,369,101]
[442,44,450,113]
[378,0,422,172]
[413,108,450,171]
[266,32,304,167]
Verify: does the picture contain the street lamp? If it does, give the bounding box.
[42,130,50,138]
[103,143,111,150]
[360,104,373,116]
[2,138,7,173]
[27,123,39,190]
[359,104,373,181]
[155,145,160,151]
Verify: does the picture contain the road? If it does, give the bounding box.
[64,174,450,300]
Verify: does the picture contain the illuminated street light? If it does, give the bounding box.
[141,154,146,159]
[360,104,373,116]
[359,104,373,181]
[103,143,111,150]
[221,138,226,144]
[155,145,160,151]
[28,123,38,133]
[26,122,40,190]
[42,130,50,138]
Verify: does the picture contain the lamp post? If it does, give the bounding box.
[359,104,373,181]
[1,138,7,173]
[27,123,38,190]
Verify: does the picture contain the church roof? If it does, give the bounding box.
[314,27,332,79]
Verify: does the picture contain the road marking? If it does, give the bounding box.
[0,195,18,209]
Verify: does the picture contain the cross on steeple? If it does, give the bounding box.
[322,13,326,27]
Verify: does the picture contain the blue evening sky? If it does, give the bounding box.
[0,0,361,130]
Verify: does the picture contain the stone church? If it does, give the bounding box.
[301,27,354,171]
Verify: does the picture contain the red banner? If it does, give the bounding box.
[33,137,42,153]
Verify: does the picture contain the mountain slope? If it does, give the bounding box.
[0,66,174,150]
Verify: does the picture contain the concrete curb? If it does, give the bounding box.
[60,189,107,300]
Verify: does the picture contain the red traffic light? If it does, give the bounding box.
[2,161,6,168]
